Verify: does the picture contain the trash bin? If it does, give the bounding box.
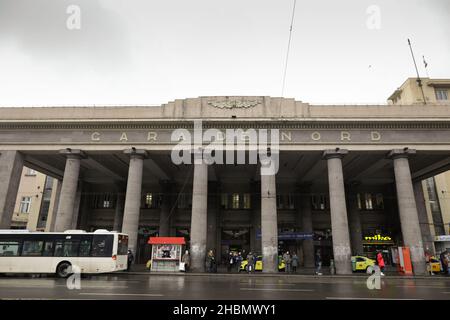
[351,257,356,272]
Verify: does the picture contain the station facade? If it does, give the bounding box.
[1,96,450,275]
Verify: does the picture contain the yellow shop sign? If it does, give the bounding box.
[364,234,392,242]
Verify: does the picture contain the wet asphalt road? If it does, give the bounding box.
[0,274,450,300]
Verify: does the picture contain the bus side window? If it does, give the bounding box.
[92,236,113,257]
[43,242,54,256]
[0,241,20,256]
[63,241,80,257]
[55,242,64,257]
[79,240,91,257]
[22,241,44,256]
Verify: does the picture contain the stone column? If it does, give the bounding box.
[250,181,261,254]
[122,149,147,254]
[347,183,364,256]
[323,149,352,275]
[388,149,426,275]
[113,185,126,232]
[206,181,219,254]
[47,179,62,232]
[0,151,24,229]
[190,161,208,272]
[299,184,315,268]
[70,181,83,229]
[261,167,278,273]
[413,180,435,255]
[54,149,84,232]
[158,180,173,237]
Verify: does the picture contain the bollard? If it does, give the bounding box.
[330,259,336,275]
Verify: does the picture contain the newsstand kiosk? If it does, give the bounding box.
[148,237,185,272]
[395,246,413,275]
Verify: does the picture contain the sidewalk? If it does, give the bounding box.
[116,264,450,280]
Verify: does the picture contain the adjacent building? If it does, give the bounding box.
[388,77,450,254]
[10,167,59,231]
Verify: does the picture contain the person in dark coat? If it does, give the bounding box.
[292,253,299,273]
[315,249,322,275]
[127,249,134,271]
[227,252,234,272]
[246,252,255,273]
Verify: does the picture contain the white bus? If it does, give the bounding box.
[0,229,128,277]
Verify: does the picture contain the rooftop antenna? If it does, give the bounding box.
[278,0,297,117]
[407,38,427,105]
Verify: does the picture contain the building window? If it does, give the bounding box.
[365,193,373,210]
[435,88,448,101]
[144,193,161,209]
[311,194,328,210]
[375,194,384,209]
[25,168,37,176]
[92,193,115,209]
[243,193,251,209]
[19,196,32,213]
[276,195,284,209]
[177,193,192,209]
[357,193,362,210]
[145,193,154,208]
[232,193,240,209]
[221,194,229,209]
[425,178,445,235]
[287,194,295,210]
[358,193,384,210]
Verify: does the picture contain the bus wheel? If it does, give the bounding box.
[56,262,72,278]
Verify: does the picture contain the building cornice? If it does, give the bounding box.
[0,119,450,130]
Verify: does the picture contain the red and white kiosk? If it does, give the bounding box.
[148,237,185,272]
[393,246,413,275]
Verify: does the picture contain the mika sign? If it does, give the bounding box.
[363,234,393,242]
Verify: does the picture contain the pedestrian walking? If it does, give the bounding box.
[227,252,234,272]
[246,252,255,273]
[211,250,217,273]
[447,252,450,276]
[292,253,299,273]
[283,251,292,273]
[127,249,134,271]
[236,252,243,272]
[315,249,322,275]
[182,250,191,272]
[205,250,214,273]
[440,251,449,275]
[425,251,434,275]
[376,251,385,276]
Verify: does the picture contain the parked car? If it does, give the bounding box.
[240,255,286,272]
[351,256,375,272]
[428,256,441,273]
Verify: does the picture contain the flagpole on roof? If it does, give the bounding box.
[422,55,430,77]
[407,38,427,105]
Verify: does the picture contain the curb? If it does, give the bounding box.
[109,271,450,280]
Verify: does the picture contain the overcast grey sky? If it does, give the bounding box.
[0,0,449,106]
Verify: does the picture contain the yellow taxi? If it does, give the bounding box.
[351,256,375,272]
[240,255,286,272]
[428,257,441,273]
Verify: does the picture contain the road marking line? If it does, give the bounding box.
[396,285,450,289]
[326,297,423,300]
[240,288,313,292]
[56,285,129,289]
[239,283,295,286]
[79,293,163,297]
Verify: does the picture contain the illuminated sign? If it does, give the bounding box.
[364,234,392,242]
